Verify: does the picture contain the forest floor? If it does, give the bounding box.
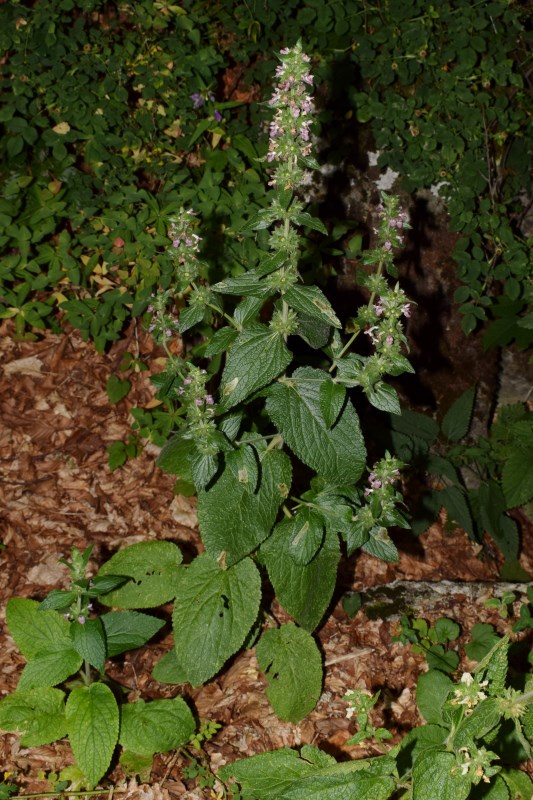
[1,202,532,798]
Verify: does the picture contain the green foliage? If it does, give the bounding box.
[221,623,533,799]
[394,615,461,673]
[350,0,533,344]
[388,390,533,566]
[0,545,195,788]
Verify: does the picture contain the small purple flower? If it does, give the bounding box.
[402,303,412,318]
[384,241,392,251]
[195,397,203,406]
[386,335,394,346]
[191,93,204,109]
[213,109,222,123]
[78,615,85,625]
[205,394,214,405]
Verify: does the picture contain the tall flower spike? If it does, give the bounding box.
[267,41,315,189]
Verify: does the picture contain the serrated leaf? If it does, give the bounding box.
[178,302,205,333]
[38,590,78,612]
[319,380,346,428]
[254,251,287,277]
[425,644,459,674]
[433,618,460,642]
[212,272,273,298]
[293,211,328,235]
[261,524,340,632]
[101,611,164,658]
[220,323,291,410]
[362,527,399,562]
[284,285,341,328]
[287,507,324,565]
[18,644,83,690]
[197,448,291,566]
[204,327,238,357]
[502,448,533,508]
[0,688,67,746]
[219,748,395,800]
[66,683,119,788]
[226,443,259,492]
[97,541,183,608]
[156,432,195,480]
[172,554,261,686]
[501,768,533,800]
[233,295,265,326]
[425,455,460,483]
[256,624,322,723]
[152,649,189,685]
[265,367,366,484]
[6,598,71,659]
[70,618,106,672]
[218,411,243,441]
[441,486,474,536]
[119,750,153,782]
[366,381,401,414]
[295,314,331,349]
[389,409,439,446]
[441,387,475,441]
[416,670,454,725]
[453,698,502,749]
[119,697,195,756]
[190,449,218,489]
[412,750,470,800]
[397,725,448,776]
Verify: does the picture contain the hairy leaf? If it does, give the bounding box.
[66,683,119,788]
[6,599,70,659]
[70,618,106,673]
[502,448,533,509]
[319,380,346,429]
[156,432,195,480]
[101,611,165,657]
[416,670,454,725]
[0,688,67,746]
[220,323,291,410]
[284,285,341,329]
[265,367,366,484]
[119,697,195,756]
[261,524,340,632]
[18,644,83,690]
[152,649,189,685]
[198,448,292,566]
[172,554,261,686]
[256,624,322,722]
[97,541,183,608]
[412,751,470,800]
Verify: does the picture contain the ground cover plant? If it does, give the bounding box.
[1,4,532,798]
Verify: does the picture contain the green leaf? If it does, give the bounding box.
[362,527,399,563]
[256,624,322,723]
[433,618,460,642]
[286,507,324,565]
[66,683,119,788]
[425,644,459,674]
[397,725,448,776]
[226,443,259,493]
[119,697,195,756]
[38,590,78,612]
[441,387,475,441]
[412,751,470,800]
[416,670,454,725]
[319,380,346,428]
[453,698,502,749]
[502,448,533,508]
[198,448,291,566]
[156,432,195,481]
[342,592,362,618]
[389,409,439,446]
[178,302,206,333]
[106,375,131,404]
[220,323,291,410]
[261,524,340,632]
[190,449,218,489]
[18,643,83,690]
[265,367,366,484]
[0,688,67,746]
[152,649,189,685]
[204,327,238,357]
[284,285,341,328]
[172,554,261,686]
[219,748,395,800]
[212,273,273,298]
[97,541,183,608]
[70,618,106,673]
[292,210,328,235]
[119,750,153,782]
[366,381,401,415]
[6,598,71,659]
[501,768,533,800]
[101,611,165,657]
[465,623,500,662]
[440,486,474,537]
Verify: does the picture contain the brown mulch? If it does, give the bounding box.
[1,318,532,798]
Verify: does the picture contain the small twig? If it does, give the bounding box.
[325,648,373,667]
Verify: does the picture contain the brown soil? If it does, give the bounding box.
[1,294,532,797]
